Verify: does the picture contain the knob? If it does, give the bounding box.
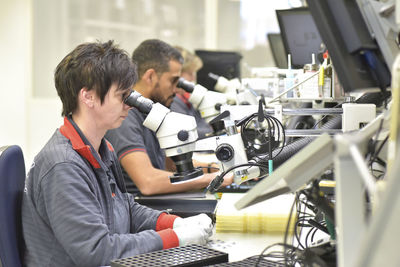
[177,130,189,141]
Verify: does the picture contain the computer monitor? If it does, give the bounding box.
[267,33,288,69]
[195,50,242,91]
[276,7,323,69]
[306,0,391,93]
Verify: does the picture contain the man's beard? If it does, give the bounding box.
[153,82,175,107]
[164,93,176,108]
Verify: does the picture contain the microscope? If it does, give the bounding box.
[124,90,203,183]
[125,90,263,189]
[208,73,241,104]
[206,117,262,192]
[177,77,229,136]
[176,78,228,123]
[208,73,258,105]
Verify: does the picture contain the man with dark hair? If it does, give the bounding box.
[22,40,212,267]
[106,39,232,195]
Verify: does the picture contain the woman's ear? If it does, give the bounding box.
[79,87,95,108]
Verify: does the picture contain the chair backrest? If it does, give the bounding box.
[0,145,26,267]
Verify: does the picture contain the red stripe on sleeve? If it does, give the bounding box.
[156,213,179,231]
[118,148,147,161]
[157,228,179,249]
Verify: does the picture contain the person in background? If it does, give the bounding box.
[170,46,213,139]
[106,39,232,196]
[22,40,212,267]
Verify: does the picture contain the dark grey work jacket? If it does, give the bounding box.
[22,116,164,267]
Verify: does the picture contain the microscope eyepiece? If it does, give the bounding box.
[176,77,195,93]
[124,90,153,114]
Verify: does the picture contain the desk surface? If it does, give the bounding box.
[209,232,284,262]
[209,192,294,262]
[135,187,290,263]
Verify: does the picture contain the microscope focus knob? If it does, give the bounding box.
[215,144,234,162]
[177,130,189,141]
[215,103,222,111]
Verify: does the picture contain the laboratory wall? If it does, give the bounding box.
[0,0,300,168]
[0,0,30,165]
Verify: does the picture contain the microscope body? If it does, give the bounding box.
[145,103,261,185]
[143,103,198,157]
[190,87,228,123]
[213,76,241,104]
[196,121,261,185]
[125,92,203,183]
[214,124,260,185]
[177,78,228,123]
[125,90,260,185]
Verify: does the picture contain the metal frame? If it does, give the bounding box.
[235,109,393,266]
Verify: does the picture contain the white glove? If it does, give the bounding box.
[173,214,213,236]
[173,226,209,246]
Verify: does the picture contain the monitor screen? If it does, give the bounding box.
[306,0,391,93]
[267,33,288,69]
[276,7,323,69]
[195,50,242,91]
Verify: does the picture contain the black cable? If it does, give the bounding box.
[311,102,343,129]
[240,111,286,160]
[254,194,307,266]
[369,135,388,172]
[365,117,388,180]
[294,197,305,250]
[310,227,319,244]
[207,166,220,172]
[255,243,302,267]
[369,118,384,160]
[206,162,269,193]
[294,197,317,250]
[308,219,329,235]
[305,226,314,248]
[375,135,389,157]
[283,195,297,267]
[265,117,273,159]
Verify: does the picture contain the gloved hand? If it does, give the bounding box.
[173,226,209,246]
[173,213,213,236]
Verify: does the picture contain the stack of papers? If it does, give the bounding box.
[215,193,296,234]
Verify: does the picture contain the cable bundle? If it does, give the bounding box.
[238,100,286,174]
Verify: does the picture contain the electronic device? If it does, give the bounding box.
[125,90,259,185]
[276,7,323,69]
[267,32,288,69]
[177,77,228,123]
[194,115,262,190]
[125,91,203,183]
[306,0,391,93]
[207,73,259,105]
[235,134,333,210]
[195,50,242,91]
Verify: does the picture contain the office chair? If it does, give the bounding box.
[0,145,26,267]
